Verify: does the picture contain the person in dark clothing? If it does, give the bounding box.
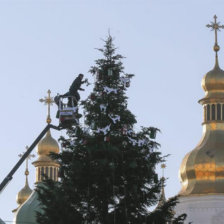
[54,74,86,119]
[64,73,85,106]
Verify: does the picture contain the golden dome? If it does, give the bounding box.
[179,16,224,196]
[33,129,60,183]
[179,124,224,196]
[16,176,32,205]
[37,130,59,156]
[180,57,224,196]
[201,59,224,100]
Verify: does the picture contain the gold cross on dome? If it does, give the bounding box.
[39,89,54,124]
[206,15,224,52]
[19,146,35,176]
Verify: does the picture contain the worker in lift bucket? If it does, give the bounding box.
[63,73,86,106]
[54,74,87,117]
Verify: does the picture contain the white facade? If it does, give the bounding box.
[175,195,224,224]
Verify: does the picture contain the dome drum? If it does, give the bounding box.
[202,103,224,123]
[35,166,59,182]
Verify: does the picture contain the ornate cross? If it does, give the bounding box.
[39,89,54,124]
[206,15,224,52]
[19,146,35,176]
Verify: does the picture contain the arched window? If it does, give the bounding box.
[46,167,49,179]
[56,168,58,181]
[217,104,221,120]
[54,168,56,181]
[207,104,210,121]
[41,167,44,181]
[212,104,215,120]
[38,168,41,181]
[50,167,53,179]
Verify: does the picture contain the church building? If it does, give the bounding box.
[176,15,224,224]
[2,16,224,224]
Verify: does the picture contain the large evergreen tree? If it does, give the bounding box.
[36,36,185,224]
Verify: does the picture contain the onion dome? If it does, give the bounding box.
[37,130,59,156]
[16,175,32,205]
[200,57,224,101]
[12,176,32,213]
[12,149,34,213]
[179,15,224,196]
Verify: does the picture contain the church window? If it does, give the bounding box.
[56,168,58,180]
[41,167,44,180]
[53,168,56,181]
[212,104,215,120]
[217,104,221,120]
[46,167,49,178]
[38,167,41,181]
[207,104,210,121]
[50,167,53,179]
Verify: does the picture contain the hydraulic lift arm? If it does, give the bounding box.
[0,124,62,193]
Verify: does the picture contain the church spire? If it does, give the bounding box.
[12,146,34,213]
[206,15,224,68]
[156,164,166,208]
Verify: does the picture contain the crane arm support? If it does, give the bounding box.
[0,124,55,193]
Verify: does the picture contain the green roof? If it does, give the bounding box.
[14,190,42,224]
[0,218,5,224]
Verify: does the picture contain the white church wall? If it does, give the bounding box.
[175,195,224,224]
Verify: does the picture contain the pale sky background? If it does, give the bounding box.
[0,0,224,222]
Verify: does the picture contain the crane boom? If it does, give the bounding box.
[0,124,62,193]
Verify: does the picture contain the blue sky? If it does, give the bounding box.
[0,0,224,221]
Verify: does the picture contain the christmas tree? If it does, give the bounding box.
[36,35,186,224]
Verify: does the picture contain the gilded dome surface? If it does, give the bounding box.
[179,124,224,195]
[179,21,224,194]
[180,50,224,195]
[16,177,32,205]
[201,62,224,99]
[37,130,59,156]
